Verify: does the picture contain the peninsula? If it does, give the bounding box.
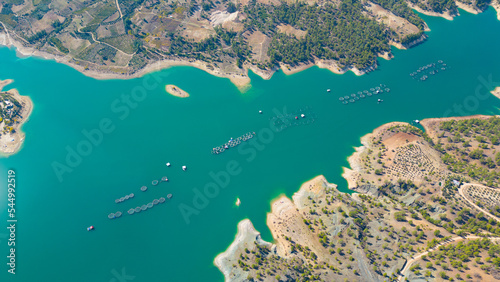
[165,85,189,98]
[216,115,500,281]
[0,0,499,88]
[0,79,33,156]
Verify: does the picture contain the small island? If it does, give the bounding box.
[165,85,189,98]
[492,86,500,99]
[0,79,33,156]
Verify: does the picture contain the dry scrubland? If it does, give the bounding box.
[217,116,500,282]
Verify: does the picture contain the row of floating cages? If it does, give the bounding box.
[125,195,172,216]
[337,84,390,105]
[212,132,256,155]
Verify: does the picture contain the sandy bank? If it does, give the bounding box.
[408,1,500,22]
[278,49,393,78]
[379,51,393,60]
[138,59,251,89]
[0,30,390,91]
[280,62,314,75]
[0,79,33,156]
[266,175,340,263]
[491,86,500,99]
[214,219,273,281]
[0,79,14,90]
[165,85,189,98]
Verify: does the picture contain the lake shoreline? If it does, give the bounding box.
[0,30,409,91]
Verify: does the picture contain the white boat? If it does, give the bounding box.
[182,166,187,171]
[166,162,171,167]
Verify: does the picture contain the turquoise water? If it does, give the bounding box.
[0,7,500,282]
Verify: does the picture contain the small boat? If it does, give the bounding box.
[415,120,420,124]
[87,226,95,231]
[182,166,187,171]
[236,198,241,206]
[166,162,171,167]
[378,99,383,102]
[301,114,305,118]
[327,89,331,92]
[259,110,262,114]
